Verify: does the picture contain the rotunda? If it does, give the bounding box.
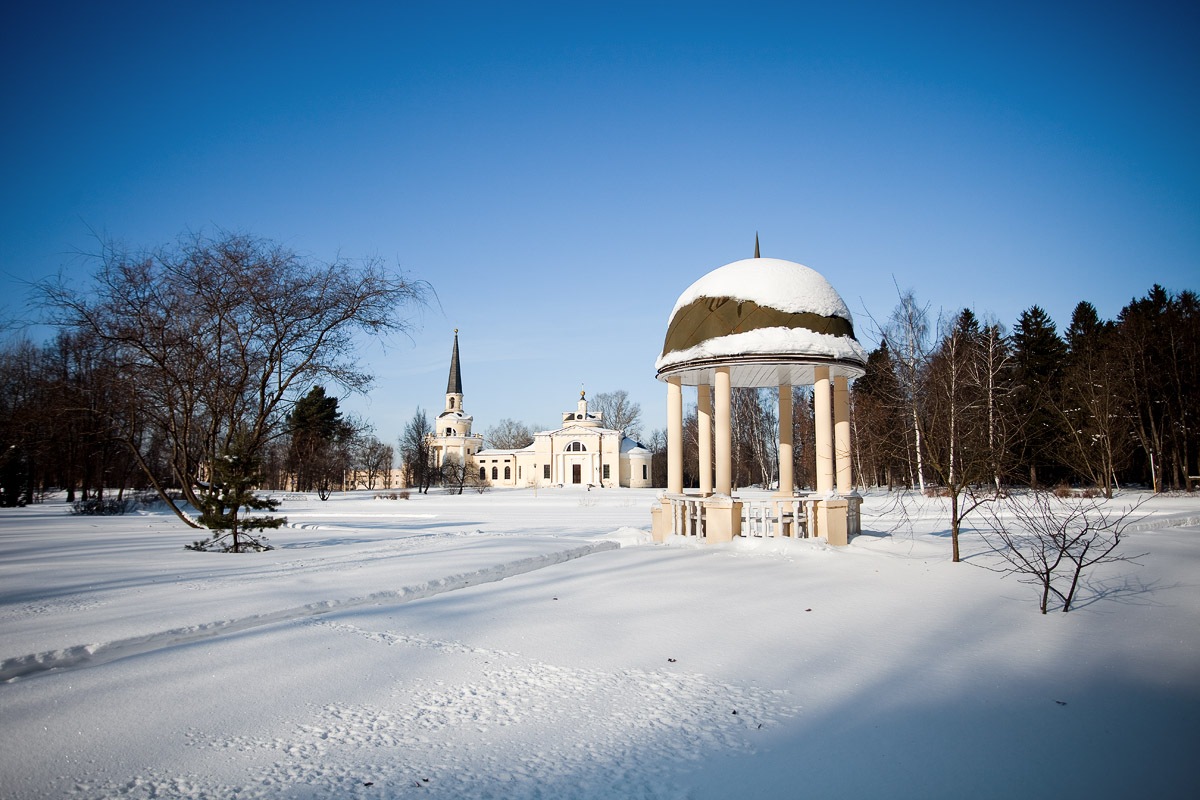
[651,243,867,545]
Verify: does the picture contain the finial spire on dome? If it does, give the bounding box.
[754,232,760,259]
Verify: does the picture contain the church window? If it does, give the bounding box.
[544,464,551,479]
[491,467,498,480]
[566,441,586,452]
[504,466,511,480]
[642,464,648,480]
[479,467,486,480]
[445,427,453,436]
[602,464,610,479]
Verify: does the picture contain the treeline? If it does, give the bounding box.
[855,285,1198,495]
[0,231,423,516]
[640,283,1197,495]
[0,345,399,508]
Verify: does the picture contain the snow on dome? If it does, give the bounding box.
[656,256,867,384]
[666,258,853,319]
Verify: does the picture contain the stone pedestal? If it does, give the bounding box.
[817,497,850,547]
[650,501,667,543]
[703,494,742,543]
[847,492,863,537]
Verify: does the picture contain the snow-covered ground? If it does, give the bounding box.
[1,487,1197,799]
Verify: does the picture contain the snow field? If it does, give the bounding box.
[1,488,1198,798]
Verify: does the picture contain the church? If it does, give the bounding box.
[426,332,653,489]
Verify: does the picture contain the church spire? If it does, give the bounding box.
[446,329,463,395]
[754,232,760,259]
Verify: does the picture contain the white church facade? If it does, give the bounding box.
[426,332,653,489]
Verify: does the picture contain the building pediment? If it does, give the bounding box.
[540,423,621,438]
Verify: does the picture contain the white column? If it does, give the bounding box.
[667,376,683,494]
[814,366,834,495]
[697,383,713,495]
[714,367,732,495]
[778,381,793,495]
[834,374,852,495]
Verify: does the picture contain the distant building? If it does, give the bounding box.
[426,332,652,489]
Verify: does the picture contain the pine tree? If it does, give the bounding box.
[1011,306,1067,488]
[190,436,283,552]
[287,386,348,494]
[851,339,907,488]
[1058,301,1128,496]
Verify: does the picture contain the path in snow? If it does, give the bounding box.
[0,540,618,683]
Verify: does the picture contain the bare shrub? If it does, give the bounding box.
[977,491,1144,613]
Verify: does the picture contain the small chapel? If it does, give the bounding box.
[426,332,653,489]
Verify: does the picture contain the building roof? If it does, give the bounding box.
[446,330,463,395]
[656,256,868,386]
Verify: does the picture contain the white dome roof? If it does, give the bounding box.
[656,257,867,387]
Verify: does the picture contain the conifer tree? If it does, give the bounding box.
[851,339,907,488]
[1011,306,1067,488]
[190,436,283,552]
[1058,301,1128,496]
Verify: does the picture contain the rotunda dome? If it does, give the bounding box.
[655,257,867,387]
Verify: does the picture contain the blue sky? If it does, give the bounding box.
[2,1,1196,444]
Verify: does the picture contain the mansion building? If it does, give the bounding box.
[427,332,653,489]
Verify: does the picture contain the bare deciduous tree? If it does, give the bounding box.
[977,492,1144,613]
[590,390,642,439]
[439,452,487,495]
[40,231,428,531]
[349,434,394,490]
[885,287,931,494]
[399,408,436,493]
[484,418,534,449]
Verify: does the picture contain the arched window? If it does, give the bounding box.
[504,466,511,480]
[445,427,453,436]
[565,441,586,452]
[479,466,486,480]
[491,467,498,480]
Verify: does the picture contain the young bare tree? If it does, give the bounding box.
[349,434,394,490]
[921,310,1001,562]
[40,231,428,533]
[399,408,436,493]
[439,452,487,495]
[975,320,1017,493]
[484,418,534,449]
[977,492,1144,613]
[732,387,777,489]
[885,287,931,494]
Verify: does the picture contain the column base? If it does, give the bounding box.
[814,495,861,546]
[703,494,742,543]
[650,501,668,543]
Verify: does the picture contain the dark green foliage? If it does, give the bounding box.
[188,439,283,553]
[287,386,351,496]
[71,497,135,515]
[1117,285,1200,491]
[852,339,909,487]
[1011,306,1068,488]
